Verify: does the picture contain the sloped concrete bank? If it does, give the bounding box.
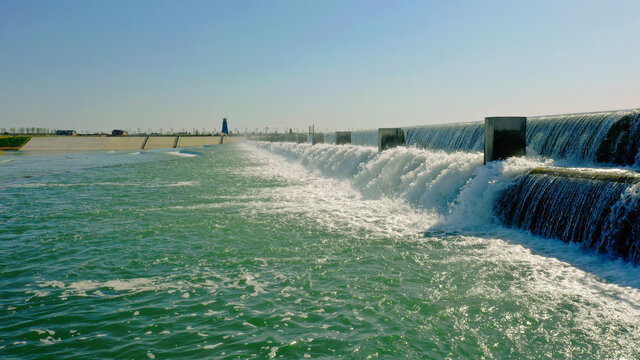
[21,136,146,151]
[19,136,245,151]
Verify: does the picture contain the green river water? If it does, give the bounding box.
[1,143,639,359]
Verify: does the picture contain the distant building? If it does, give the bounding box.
[112,129,128,136]
[56,130,77,136]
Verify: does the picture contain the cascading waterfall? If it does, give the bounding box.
[255,109,640,263]
[527,109,640,165]
[404,122,484,152]
[496,169,640,263]
[403,109,640,165]
[342,109,640,165]
[253,141,640,263]
[348,125,485,150]
[351,130,378,147]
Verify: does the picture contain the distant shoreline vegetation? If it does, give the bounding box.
[0,136,31,150]
[1,127,240,137]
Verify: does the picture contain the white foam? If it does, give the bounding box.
[167,151,197,158]
[446,156,553,228]
[247,142,558,234]
[244,143,456,237]
[39,337,61,345]
[268,346,279,358]
[248,141,640,311]
[38,280,65,288]
[163,181,198,187]
[36,277,165,299]
[68,280,99,291]
[105,278,154,291]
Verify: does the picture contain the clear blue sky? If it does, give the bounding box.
[1,0,639,133]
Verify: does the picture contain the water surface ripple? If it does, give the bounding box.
[1,145,639,359]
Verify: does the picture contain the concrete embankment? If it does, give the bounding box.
[143,136,177,149]
[218,136,244,144]
[20,136,245,151]
[21,136,146,151]
[177,136,222,147]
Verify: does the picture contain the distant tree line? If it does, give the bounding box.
[1,127,56,135]
[1,127,244,136]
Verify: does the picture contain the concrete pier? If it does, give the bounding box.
[378,128,405,152]
[336,131,351,145]
[312,133,325,145]
[484,117,526,164]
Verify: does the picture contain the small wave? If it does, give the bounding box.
[163,181,199,187]
[166,203,231,210]
[36,278,161,298]
[167,151,198,158]
[7,182,143,188]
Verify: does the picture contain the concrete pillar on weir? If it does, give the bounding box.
[378,128,405,152]
[484,117,526,164]
[336,131,352,145]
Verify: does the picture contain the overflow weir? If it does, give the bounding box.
[496,168,640,263]
[253,108,640,264]
[331,109,640,166]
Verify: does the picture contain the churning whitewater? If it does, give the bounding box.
[2,143,640,359]
[254,141,640,262]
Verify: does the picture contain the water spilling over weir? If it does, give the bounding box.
[255,108,640,264]
[528,110,640,165]
[496,169,640,263]
[405,122,484,152]
[336,109,640,166]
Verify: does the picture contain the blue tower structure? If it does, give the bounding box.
[221,118,229,135]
